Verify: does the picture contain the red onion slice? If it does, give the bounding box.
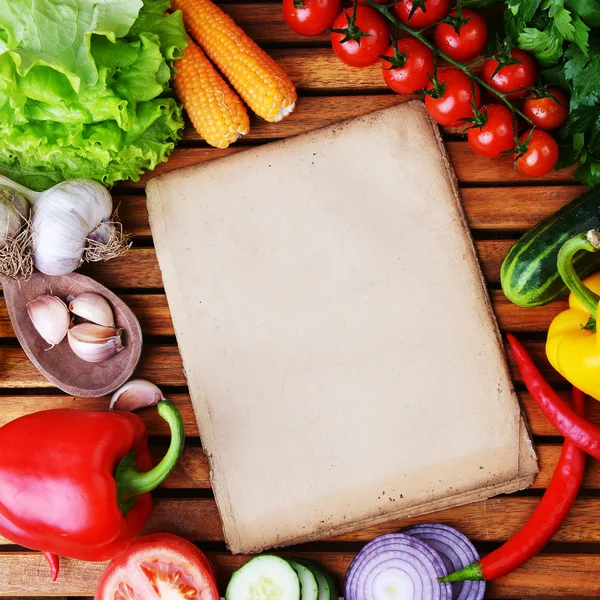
[345,533,452,600]
[401,524,485,600]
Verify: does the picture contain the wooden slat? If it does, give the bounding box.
[2,495,600,547]
[492,291,565,332]
[462,186,584,230]
[156,442,600,491]
[0,388,591,439]
[0,337,561,388]
[0,345,186,388]
[114,196,149,238]
[29,239,512,290]
[0,435,580,495]
[477,239,513,284]
[0,291,567,341]
[221,3,329,44]
[251,49,481,92]
[123,142,577,189]
[273,48,386,91]
[1,552,600,597]
[113,185,586,238]
[79,249,163,289]
[0,393,199,434]
[182,95,473,141]
[0,294,173,338]
[71,233,556,292]
[0,235,564,293]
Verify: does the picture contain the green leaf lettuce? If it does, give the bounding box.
[0,0,188,190]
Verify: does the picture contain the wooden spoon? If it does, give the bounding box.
[3,272,142,397]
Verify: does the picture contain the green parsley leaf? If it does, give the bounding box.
[518,25,564,63]
[567,0,600,27]
[575,157,600,187]
[556,136,582,169]
[564,41,600,108]
[551,5,574,41]
[572,14,591,53]
[565,105,600,134]
[506,0,543,22]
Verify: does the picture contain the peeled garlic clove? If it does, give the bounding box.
[27,295,70,347]
[110,379,165,412]
[68,323,123,363]
[68,292,115,327]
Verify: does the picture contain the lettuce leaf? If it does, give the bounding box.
[0,0,187,190]
[0,0,143,91]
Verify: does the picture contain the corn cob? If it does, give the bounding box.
[172,0,297,123]
[174,38,250,148]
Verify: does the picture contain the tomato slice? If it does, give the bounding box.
[96,534,220,600]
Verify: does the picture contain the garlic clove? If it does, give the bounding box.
[68,323,123,363]
[27,295,70,347]
[68,292,115,327]
[110,379,165,412]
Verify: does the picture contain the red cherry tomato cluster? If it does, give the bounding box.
[282,0,569,178]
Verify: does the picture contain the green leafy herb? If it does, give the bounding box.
[0,0,188,190]
[505,0,600,186]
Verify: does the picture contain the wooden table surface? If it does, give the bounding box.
[0,4,595,598]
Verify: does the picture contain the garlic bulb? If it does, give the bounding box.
[110,379,165,411]
[32,180,127,276]
[69,293,115,327]
[0,174,130,277]
[68,323,123,362]
[0,186,28,249]
[27,295,70,347]
[0,184,33,279]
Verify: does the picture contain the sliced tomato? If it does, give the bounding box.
[96,534,219,600]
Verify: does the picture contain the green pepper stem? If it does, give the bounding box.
[438,562,484,583]
[116,400,185,513]
[557,231,600,319]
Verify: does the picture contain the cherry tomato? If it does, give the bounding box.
[381,39,434,95]
[433,10,488,62]
[395,0,450,29]
[523,87,569,130]
[330,7,389,68]
[482,48,538,99]
[467,104,516,158]
[283,0,341,36]
[515,129,559,177]
[96,534,220,600]
[425,68,480,126]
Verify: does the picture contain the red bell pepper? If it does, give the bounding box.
[0,400,184,580]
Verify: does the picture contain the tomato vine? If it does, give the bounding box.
[360,0,534,125]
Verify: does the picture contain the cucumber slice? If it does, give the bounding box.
[226,555,301,600]
[287,560,319,600]
[292,559,338,600]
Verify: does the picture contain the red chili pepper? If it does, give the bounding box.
[507,332,600,459]
[440,336,587,583]
[0,400,184,578]
[441,385,586,582]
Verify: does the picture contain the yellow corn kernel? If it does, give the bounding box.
[174,38,250,149]
[172,0,297,123]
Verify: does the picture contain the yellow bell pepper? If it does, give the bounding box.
[547,230,600,400]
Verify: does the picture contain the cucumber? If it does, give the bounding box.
[501,187,600,307]
[287,560,319,600]
[292,559,338,600]
[226,555,301,600]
